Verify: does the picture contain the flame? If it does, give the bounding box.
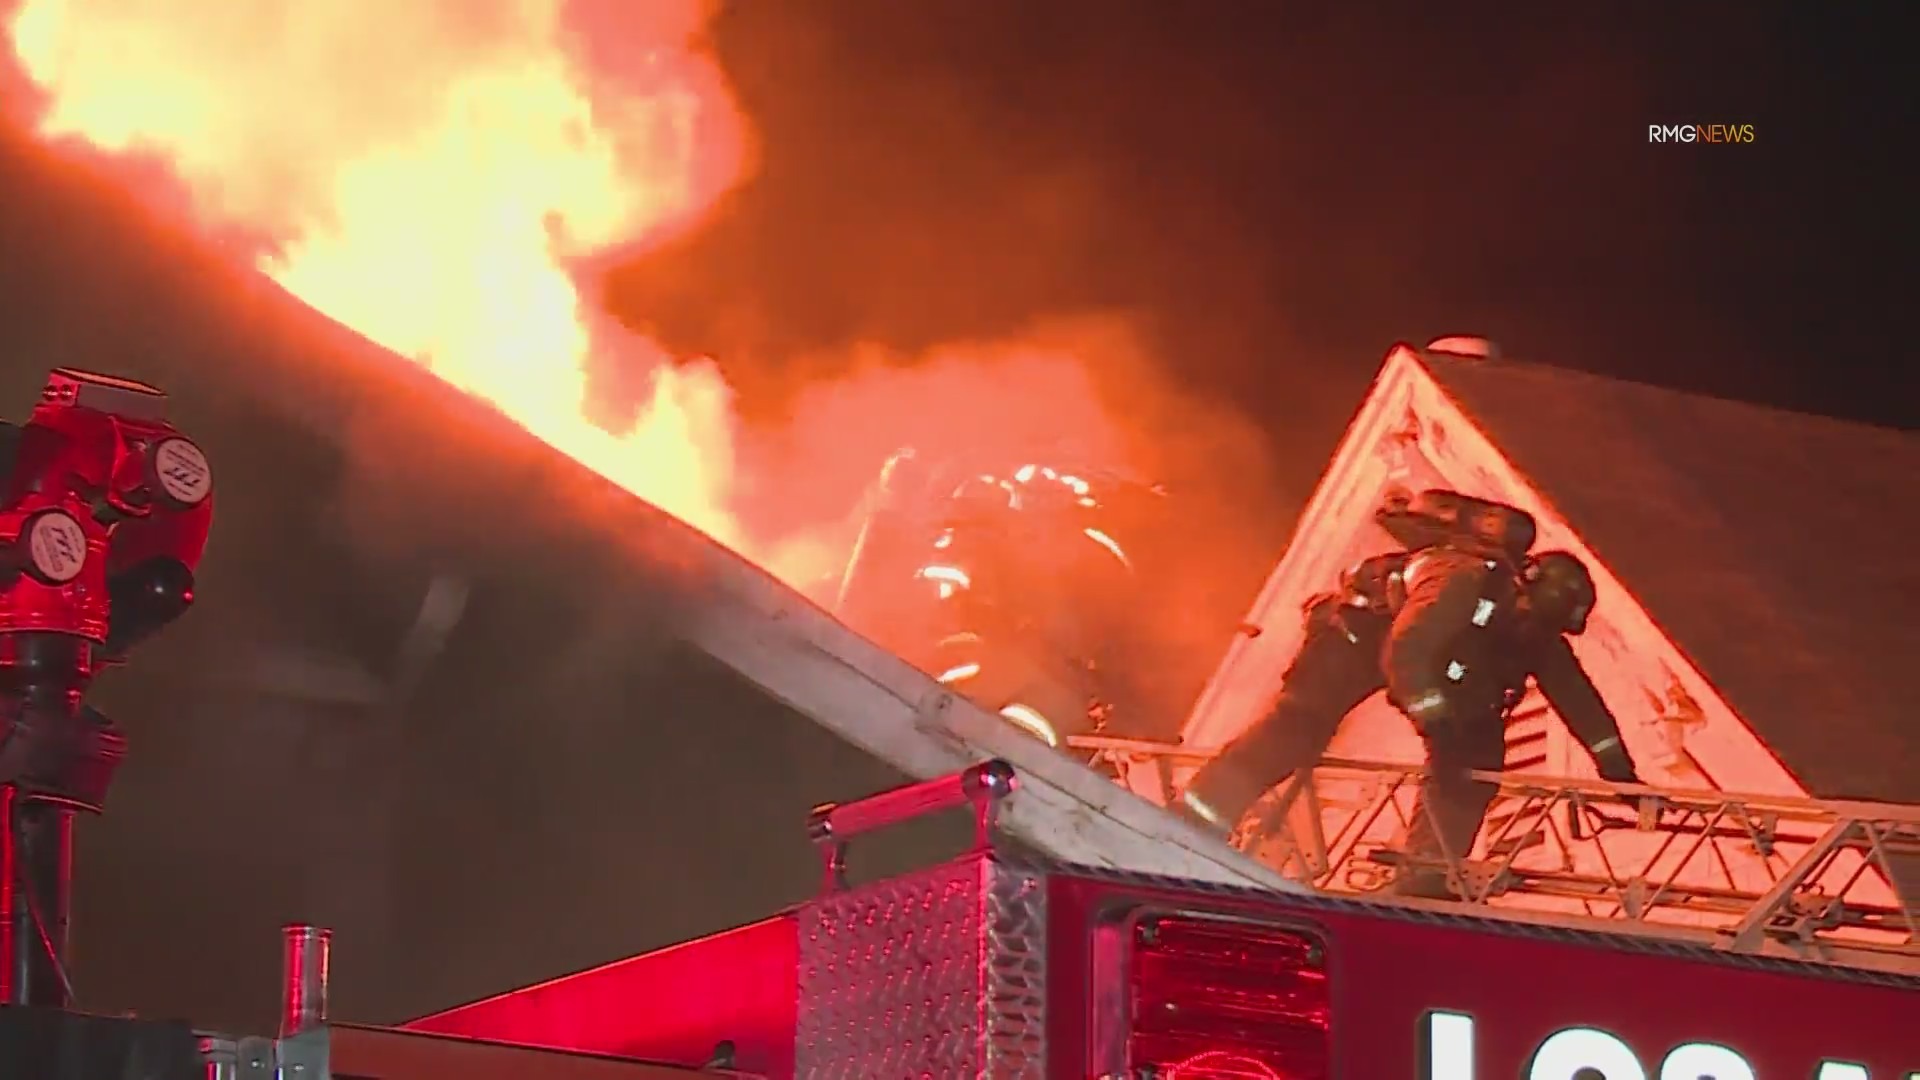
[5,0,763,558]
[2,5,1287,711]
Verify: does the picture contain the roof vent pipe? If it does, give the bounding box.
[1425,335,1499,361]
[279,923,331,1038]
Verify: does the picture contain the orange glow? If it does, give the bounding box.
[6,0,760,555]
[2,5,1283,689]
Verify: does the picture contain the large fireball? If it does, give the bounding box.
[2,1,1280,698]
[7,0,759,557]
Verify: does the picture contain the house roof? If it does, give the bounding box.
[1418,353,1920,804]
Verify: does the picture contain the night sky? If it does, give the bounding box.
[0,0,1910,1034]
[613,2,1911,439]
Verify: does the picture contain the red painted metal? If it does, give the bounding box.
[407,916,798,1077]
[408,859,1918,1079]
[1126,913,1331,1078]
[1050,874,1918,1078]
[2,367,212,1008]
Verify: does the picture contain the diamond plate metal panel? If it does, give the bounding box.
[982,856,1048,1077]
[796,852,1046,1079]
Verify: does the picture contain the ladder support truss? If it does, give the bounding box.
[1070,736,1920,976]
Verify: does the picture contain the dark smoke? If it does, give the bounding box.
[726,316,1287,724]
[600,2,1907,435]
[0,0,1904,1036]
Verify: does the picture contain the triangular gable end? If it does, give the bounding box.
[1181,344,1807,802]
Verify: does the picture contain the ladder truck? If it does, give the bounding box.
[0,369,1914,1078]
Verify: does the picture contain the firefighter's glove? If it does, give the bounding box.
[1590,738,1639,784]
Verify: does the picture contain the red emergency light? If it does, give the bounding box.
[1127,913,1330,1079]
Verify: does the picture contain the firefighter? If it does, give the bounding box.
[1388,545,1640,898]
[918,465,1148,752]
[1174,552,1408,834]
[1174,488,1527,837]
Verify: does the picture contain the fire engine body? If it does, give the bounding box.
[402,761,1919,1080]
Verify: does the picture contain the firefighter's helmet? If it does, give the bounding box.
[1523,550,1595,635]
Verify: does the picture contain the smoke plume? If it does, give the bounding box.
[2,0,1287,718]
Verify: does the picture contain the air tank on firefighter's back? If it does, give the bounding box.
[832,447,1181,753]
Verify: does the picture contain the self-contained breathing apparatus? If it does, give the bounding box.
[1179,488,1594,844]
[1371,489,1637,896]
[1374,489,1539,731]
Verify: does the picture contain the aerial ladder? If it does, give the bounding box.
[643,481,1920,976]
[1074,733,1920,976]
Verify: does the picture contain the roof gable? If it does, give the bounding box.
[1180,345,1869,804]
[1420,353,1920,803]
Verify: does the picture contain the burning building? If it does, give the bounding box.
[0,0,1270,1028]
[3,0,1912,1042]
[0,126,942,1029]
[1180,339,1920,926]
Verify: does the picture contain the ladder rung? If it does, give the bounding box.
[1232,758,1920,975]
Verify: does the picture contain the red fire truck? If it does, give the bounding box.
[387,759,1916,1080]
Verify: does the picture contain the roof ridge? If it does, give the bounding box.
[1409,345,1919,803]
[1417,352,1919,443]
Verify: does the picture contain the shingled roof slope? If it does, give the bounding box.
[1419,354,1920,804]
